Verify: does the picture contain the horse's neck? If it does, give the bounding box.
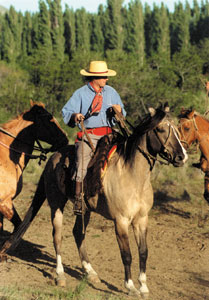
[127,135,152,179]
[2,118,35,166]
[3,117,32,136]
[196,117,209,159]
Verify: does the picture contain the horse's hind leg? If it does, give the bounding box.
[51,205,66,287]
[73,212,100,283]
[0,200,21,232]
[114,218,141,298]
[132,215,149,297]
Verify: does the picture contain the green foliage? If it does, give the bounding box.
[0,0,209,123]
[0,62,34,114]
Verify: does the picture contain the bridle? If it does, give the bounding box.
[179,115,209,149]
[179,116,198,149]
[137,120,179,169]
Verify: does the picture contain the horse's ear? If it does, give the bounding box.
[148,107,156,117]
[189,110,195,118]
[30,99,34,107]
[164,102,170,113]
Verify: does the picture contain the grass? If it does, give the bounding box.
[0,281,127,300]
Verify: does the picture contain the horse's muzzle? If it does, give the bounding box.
[173,154,187,167]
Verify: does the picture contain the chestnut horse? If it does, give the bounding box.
[0,100,68,232]
[178,108,209,203]
[1,103,187,298]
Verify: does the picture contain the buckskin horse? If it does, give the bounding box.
[178,108,209,204]
[0,100,68,233]
[1,103,187,298]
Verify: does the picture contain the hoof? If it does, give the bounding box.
[56,273,66,287]
[0,253,7,262]
[87,273,101,284]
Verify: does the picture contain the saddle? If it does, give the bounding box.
[84,131,125,199]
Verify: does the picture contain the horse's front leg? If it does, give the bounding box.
[132,215,149,298]
[114,218,141,298]
[51,207,66,287]
[73,211,100,283]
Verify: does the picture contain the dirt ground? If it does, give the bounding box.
[0,181,209,300]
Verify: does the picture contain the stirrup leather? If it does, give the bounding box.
[73,194,84,215]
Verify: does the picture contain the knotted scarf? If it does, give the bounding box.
[85,82,103,119]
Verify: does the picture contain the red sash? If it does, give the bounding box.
[76,127,112,142]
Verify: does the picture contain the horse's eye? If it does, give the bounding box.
[156,127,165,133]
[184,127,190,132]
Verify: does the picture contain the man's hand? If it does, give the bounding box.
[112,104,122,113]
[74,113,85,123]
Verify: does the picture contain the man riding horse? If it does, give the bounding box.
[62,61,126,215]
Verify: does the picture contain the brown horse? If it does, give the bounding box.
[0,100,68,232]
[178,108,209,203]
[2,103,187,298]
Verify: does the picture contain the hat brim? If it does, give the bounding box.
[80,69,116,76]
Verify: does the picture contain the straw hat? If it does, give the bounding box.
[80,61,116,77]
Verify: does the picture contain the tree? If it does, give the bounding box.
[21,12,33,59]
[0,19,16,63]
[75,8,90,54]
[170,2,191,55]
[123,0,145,65]
[47,0,65,62]
[2,7,23,63]
[103,0,124,51]
[63,5,76,59]
[90,14,104,53]
[36,0,52,55]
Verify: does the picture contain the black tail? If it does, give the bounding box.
[0,171,46,254]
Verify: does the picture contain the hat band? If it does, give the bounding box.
[88,70,108,74]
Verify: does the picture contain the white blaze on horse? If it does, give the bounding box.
[1,103,187,298]
[0,100,68,233]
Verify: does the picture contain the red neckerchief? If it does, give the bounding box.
[89,82,103,115]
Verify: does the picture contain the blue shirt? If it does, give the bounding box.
[62,83,126,129]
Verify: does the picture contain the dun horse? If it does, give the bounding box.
[0,100,68,233]
[2,103,187,298]
[179,108,209,204]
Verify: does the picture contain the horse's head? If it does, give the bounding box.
[126,102,188,167]
[23,100,68,150]
[178,108,198,149]
[148,103,188,167]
